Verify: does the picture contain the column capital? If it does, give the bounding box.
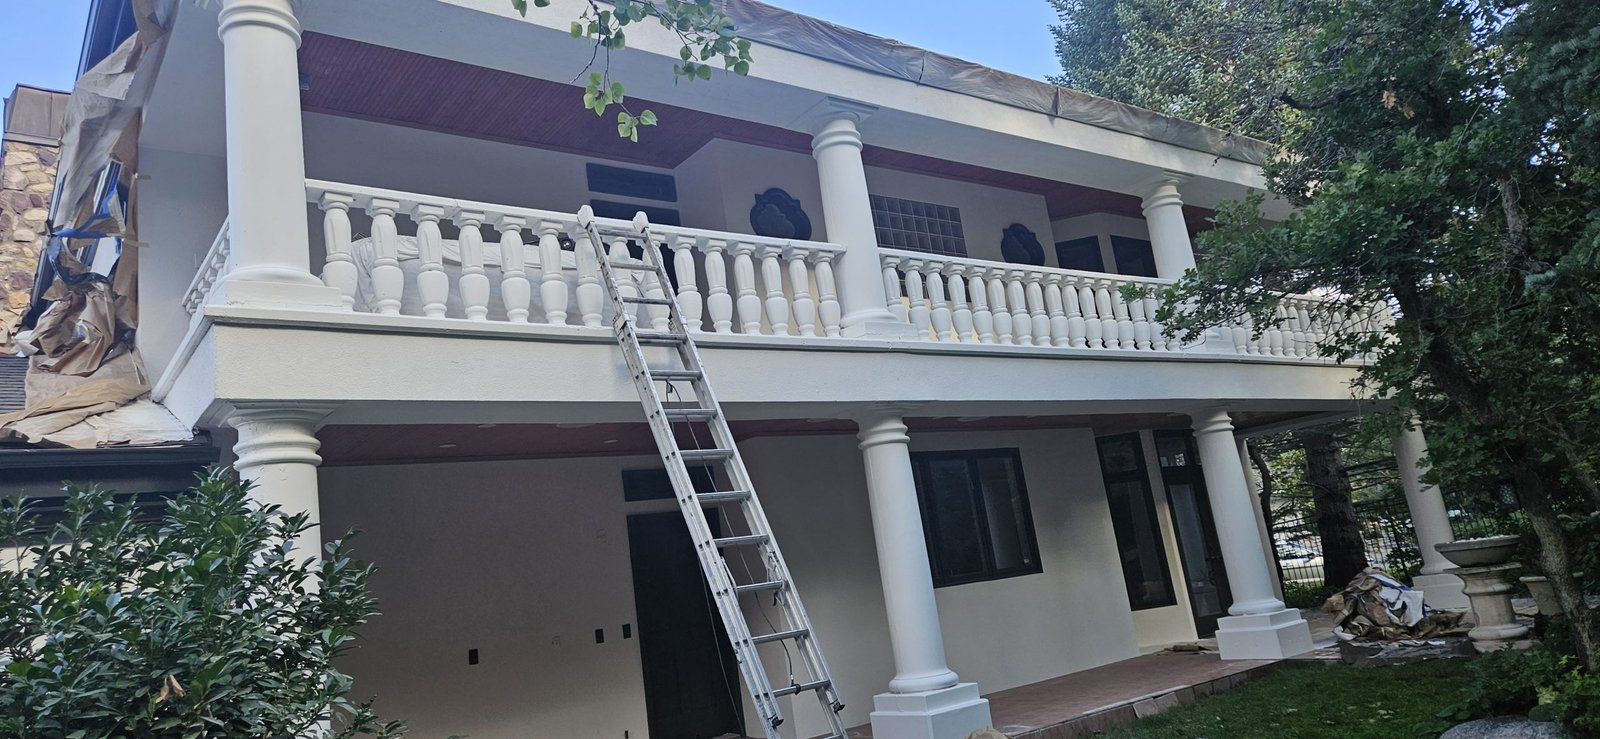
[1140,170,1192,210]
[1190,406,1236,436]
[217,0,303,45]
[854,403,923,449]
[806,98,877,154]
[227,403,337,470]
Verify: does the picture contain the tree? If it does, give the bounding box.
[1300,429,1369,587]
[1049,0,1315,141]
[1158,0,1600,669]
[510,0,754,139]
[0,470,403,737]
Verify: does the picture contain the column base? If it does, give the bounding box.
[842,319,923,339]
[1215,608,1314,660]
[1412,571,1470,610]
[869,683,992,739]
[211,278,346,310]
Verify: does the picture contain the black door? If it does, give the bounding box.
[627,512,744,739]
[1153,432,1234,636]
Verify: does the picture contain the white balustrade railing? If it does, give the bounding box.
[303,180,846,337]
[881,249,1179,351]
[1217,294,1389,359]
[182,219,231,316]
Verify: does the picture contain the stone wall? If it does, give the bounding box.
[0,141,57,352]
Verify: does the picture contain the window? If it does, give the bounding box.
[622,466,716,502]
[1095,433,1177,609]
[870,194,966,256]
[911,449,1042,587]
[1109,236,1158,278]
[1054,236,1105,272]
[586,163,678,202]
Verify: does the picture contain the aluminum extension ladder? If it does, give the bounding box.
[578,206,849,739]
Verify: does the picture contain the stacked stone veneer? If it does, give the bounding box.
[0,140,56,352]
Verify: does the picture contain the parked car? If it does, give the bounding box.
[1277,541,1326,584]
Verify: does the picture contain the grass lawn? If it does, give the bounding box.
[1094,659,1470,739]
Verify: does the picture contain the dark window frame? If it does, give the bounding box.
[585,163,679,202]
[869,194,967,257]
[910,448,1044,588]
[1109,235,1159,278]
[1054,236,1106,272]
[1096,432,1179,610]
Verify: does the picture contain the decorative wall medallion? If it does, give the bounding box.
[1001,223,1045,265]
[749,188,812,240]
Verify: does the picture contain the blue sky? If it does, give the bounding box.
[0,1,1063,99]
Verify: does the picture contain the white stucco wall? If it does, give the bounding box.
[318,427,1144,739]
[135,147,229,378]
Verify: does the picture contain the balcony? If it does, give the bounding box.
[179,180,1381,365]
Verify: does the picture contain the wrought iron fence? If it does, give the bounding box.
[1269,499,1510,586]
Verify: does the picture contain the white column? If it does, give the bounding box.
[1394,419,1469,609]
[1238,437,1284,601]
[1192,408,1314,659]
[228,404,334,562]
[857,407,992,739]
[213,0,339,308]
[1141,172,1197,280]
[812,99,917,338]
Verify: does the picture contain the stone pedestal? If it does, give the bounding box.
[1214,608,1317,660]
[1452,563,1532,653]
[1412,572,1470,611]
[870,683,992,739]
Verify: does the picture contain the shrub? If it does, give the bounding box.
[1283,580,1339,609]
[1444,642,1600,737]
[0,469,404,738]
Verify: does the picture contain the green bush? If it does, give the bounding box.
[0,469,404,738]
[1445,643,1600,737]
[1282,580,1338,609]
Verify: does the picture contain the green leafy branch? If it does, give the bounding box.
[512,0,754,140]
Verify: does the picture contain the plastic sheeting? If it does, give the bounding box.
[716,0,1274,166]
[1325,568,1466,641]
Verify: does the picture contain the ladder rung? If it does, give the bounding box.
[610,261,657,271]
[696,490,751,504]
[735,579,787,595]
[635,331,687,345]
[663,408,717,421]
[679,448,735,462]
[649,370,703,382]
[751,628,808,645]
[714,534,770,548]
[770,679,830,698]
[623,296,675,306]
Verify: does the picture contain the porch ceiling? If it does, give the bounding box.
[316,410,1310,467]
[296,32,1210,227]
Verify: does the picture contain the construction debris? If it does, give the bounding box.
[1324,568,1467,642]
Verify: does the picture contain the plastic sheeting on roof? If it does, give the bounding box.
[715,0,1273,166]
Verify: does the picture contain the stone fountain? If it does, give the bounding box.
[1435,535,1532,653]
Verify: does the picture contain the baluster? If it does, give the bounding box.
[1024,274,1050,346]
[810,252,842,336]
[1063,278,1087,348]
[609,237,641,323]
[412,204,449,319]
[572,225,605,327]
[731,242,762,334]
[1287,302,1306,357]
[1267,305,1287,356]
[1232,315,1251,355]
[1146,295,1169,351]
[537,220,570,325]
[318,192,356,310]
[903,261,930,336]
[496,216,531,323]
[1253,314,1272,355]
[1005,271,1031,346]
[882,258,909,323]
[923,265,952,342]
[703,239,734,333]
[639,237,671,331]
[1095,281,1120,349]
[784,247,816,337]
[760,247,790,335]
[1044,276,1068,347]
[969,273,995,343]
[1111,285,1135,349]
[946,265,973,342]
[367,198,404,316]
[454,210,490,321]
[674,236,705,332]
[1128,294,1151,350]
[1079,283,1103,348]
[988,270,1013,344]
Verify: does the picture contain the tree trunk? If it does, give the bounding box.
[1301,430,1369,588]
[1510,451,1600,672]
[1248,440,1288,588]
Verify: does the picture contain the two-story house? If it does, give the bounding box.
[36,0,1471,737]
